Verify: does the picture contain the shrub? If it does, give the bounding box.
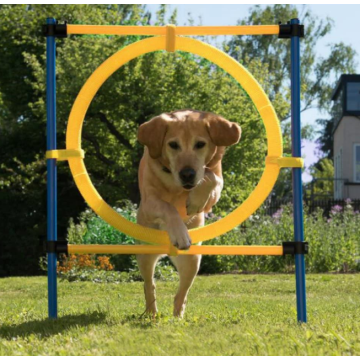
[57,254,114,273]
[54,249,178,283]
[66,202,173,274]
[66,201,360,277]
[67,202,138,272]
[200,203,360,274]
[58,265,178,283]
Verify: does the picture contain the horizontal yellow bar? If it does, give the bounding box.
[266,156,304,168]
[46,149,85,161]
[67,25,279,36]
[68,245,283,256]
[177,25,279,36]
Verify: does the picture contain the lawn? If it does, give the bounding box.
[0,274,359,355]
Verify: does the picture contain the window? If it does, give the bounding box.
[335,149,343,199]
[347,82,360,111]
[355,144,360,183]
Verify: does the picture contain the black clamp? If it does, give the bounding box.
[42,21,67,38]
[278,21,304,39]
[44,239,68,256]
[282,241,308,256]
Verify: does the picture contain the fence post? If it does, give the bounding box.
[46,17,58,319]
[290,18,307,323]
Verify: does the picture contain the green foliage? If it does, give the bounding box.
[202,203,360,274]
[0,5,269,278]
[0,4,358,276]
[67,204,137,272]
[1,275,360,355]
[227,4,358,116]
[0,186,44,277]
[316,116,335,158]
[58,265,178,283]
[68,201,360,275]
[305,203,359,272]
[18,4,275,211]
[68,202,137,245]
[0,4,147,276]
[307,158,334,198]
[226,4,358,187]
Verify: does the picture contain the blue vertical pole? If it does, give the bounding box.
[290,18,307,323]
[46,17,58,319]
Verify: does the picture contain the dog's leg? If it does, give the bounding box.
[171,254,201,318]
[140,196,192,250]
[136,209,161,316]
[136,254,160,316]
[186,169,223,215]
[170,215,204,318]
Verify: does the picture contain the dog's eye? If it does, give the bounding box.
[168,141,180,150]
[195,141,206,149]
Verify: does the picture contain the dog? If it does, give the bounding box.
[136,109,241,317]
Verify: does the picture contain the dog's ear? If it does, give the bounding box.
[205,114,241,146]
[137,115,169,159]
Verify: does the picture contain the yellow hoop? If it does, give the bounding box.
[66,36,283,245]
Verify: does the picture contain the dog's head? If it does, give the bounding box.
[138,110,241,190]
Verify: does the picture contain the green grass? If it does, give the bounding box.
[1,274,360,355]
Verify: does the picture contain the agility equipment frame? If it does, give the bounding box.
[45,18,307,322]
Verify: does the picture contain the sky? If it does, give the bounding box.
[146,4,360,182]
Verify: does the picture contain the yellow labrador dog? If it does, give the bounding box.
[137,110,241,317]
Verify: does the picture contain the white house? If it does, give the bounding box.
[332,75,360,199]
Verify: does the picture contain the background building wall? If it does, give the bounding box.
[334,116,360,198]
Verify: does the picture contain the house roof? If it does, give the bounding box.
[331,74,360,100]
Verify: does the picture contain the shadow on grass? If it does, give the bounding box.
[0,311,106,339]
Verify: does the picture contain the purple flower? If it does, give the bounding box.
[272,208,283,219]
[272,209,283,224]
[345,198,352,205]
[331,204,342,214]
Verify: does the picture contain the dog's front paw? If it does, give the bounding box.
[167,220,192,250]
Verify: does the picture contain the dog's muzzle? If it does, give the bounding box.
[179,167,196,189]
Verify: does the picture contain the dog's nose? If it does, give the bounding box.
[179,167,196,184]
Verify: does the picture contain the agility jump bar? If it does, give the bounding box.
[45,242,308,256]
[43,23,304,38]
[69,245,284,256]
[67,24,279,36]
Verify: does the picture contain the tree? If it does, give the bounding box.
[1,5,356,275]
[306,158,334,199]
[0,4,147,276]
[226,5,357,196]
[316,117,334,159]
[0,5,274,275]
[227,5,357,117]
